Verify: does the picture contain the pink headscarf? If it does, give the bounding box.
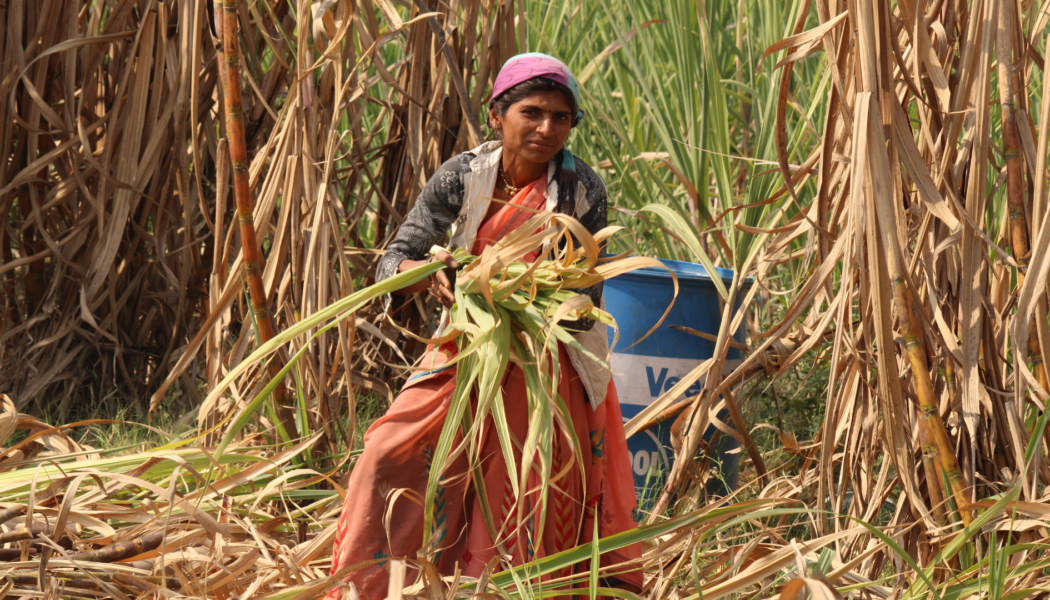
[491,53,584,213]
[491,53,584,124]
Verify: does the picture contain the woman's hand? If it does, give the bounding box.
[396,249,459,308]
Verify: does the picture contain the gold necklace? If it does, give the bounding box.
[499,162,521,196]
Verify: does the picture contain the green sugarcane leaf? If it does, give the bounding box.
[491,380,520,505]
[904,486,1021,600]
[461,303,512,472]
[205,261,445,430]
[640,204,729,300]
[490,498,793,589]
[422,353,479,551]
[589,513,600,600]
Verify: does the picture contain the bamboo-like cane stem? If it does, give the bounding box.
[997,0,1047,369]
[0,530,31,544]
[67,530,165,563]
[891,277,972,525]
[997,1,1050,490]
[998,0,1050,396]
[916,408,947,525]
[854,0,971,526]
[218,0,297,438]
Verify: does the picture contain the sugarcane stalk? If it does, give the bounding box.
[0,548,36,561]
[997,0,1050,478]
[997,1,1050,397]
[945,360,958,412]
[853,0,972,526]
[915,408,947,525]
[7,590,97,600]
[0,530,32,545]
[67,530,165,564]
[7,576,102,591]
[0,504,26,525]
[7,572,177,589]
[891,276,972,525]
[722,387,768,483]
[218,0,297,438]
[861,101,972,524]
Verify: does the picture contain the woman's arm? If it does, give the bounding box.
[375,154,473,286]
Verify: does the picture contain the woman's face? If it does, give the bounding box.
[490,90,573,165]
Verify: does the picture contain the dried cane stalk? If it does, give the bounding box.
[893,270,973,526]
[997,0,1050,396]
[916,409,947,525]
[67,530,166,564]
[218,0,296,438]
[0,530,32,545]
[854,0,971,525]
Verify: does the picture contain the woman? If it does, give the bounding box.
[329,54,641,600]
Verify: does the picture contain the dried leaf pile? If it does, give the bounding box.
[0,392,910,600]
[0,394,350,599]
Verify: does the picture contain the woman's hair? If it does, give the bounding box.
[487,77,579,132]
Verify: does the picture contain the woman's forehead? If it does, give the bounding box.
[512,90,572,111]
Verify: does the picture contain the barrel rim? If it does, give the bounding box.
[615,257,756,284]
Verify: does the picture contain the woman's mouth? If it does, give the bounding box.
[527,140,554,150]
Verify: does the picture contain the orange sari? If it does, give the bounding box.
[328,175,641,600]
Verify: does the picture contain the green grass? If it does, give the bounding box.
[526,0,824,263]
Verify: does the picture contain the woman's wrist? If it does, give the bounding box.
[398,258,427,272]
[395,259,431,294]
[392,252,456,306]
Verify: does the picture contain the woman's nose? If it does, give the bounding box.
[536,117,554,135]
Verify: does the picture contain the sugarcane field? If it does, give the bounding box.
[5,0,1050,597]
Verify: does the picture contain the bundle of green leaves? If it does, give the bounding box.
[207,209,672,564]
[417,211,673,559]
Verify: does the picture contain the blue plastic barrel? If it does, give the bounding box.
[604,259,749,512]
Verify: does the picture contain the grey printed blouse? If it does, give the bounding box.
[376,150,609,331]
